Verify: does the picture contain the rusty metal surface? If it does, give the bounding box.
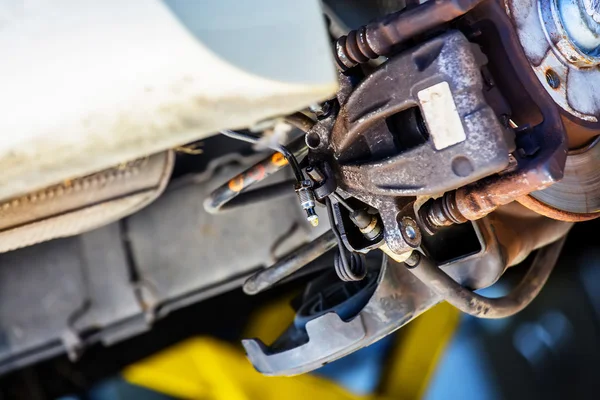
[326,14,571,256]
[461,0,569,143]
[420,151,566,230]
[505,0,600,123]
[406,235,566,318]
[489,203,573,265]
[334,0,485,69]
[517,194,600,222]
[331,31,510,198]
[529,135,600,216]
[455,162,561,221]
[418,0,570,229]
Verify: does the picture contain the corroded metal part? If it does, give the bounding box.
[332,31,510,198]
[528,136,600,217]
[334,0,485,69]
[506,0,600,123]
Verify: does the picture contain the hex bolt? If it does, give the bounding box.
[405,225,417,240]
[400,216,421,248]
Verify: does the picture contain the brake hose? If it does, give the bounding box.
[405,236,566,318]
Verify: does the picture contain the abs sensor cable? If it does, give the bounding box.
[204,114,320,225]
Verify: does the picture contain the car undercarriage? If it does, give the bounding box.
[0,0,598,380]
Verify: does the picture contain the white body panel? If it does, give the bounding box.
[0,0,337,200]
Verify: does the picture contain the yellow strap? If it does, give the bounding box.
[123,298,459,400]
[123,337,364,400]
[377,302,461,400]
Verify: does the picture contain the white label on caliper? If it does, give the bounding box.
[417,82,466,150]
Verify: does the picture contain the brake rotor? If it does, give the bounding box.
[530,136,600,216]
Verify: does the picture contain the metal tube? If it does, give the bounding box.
[405,236,566,318]
[218,180,297,211]
[516,195,600,222]
[283,112,316,133]
[335,0,485,69]
[220,129,305,182]
[243,230,338,295]
[203,135,307,214]
[419,163,563,233]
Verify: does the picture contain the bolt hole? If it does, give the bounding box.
[306,132,321,149]
[545,69,560,89]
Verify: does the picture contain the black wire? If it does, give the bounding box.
[220,130,305,182]
[326,197,352,276]
[204,135,308,214]
[327,196,367,281]
[330,192,355,212]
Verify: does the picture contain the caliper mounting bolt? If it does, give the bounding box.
[400,216,422,248]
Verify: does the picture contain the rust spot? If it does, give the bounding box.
[516,195,599,222]
[228,175,245,192]
[271,152,288,167]
[247,164,266,181]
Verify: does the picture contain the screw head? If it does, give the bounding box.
[405,225,417,240]
[400,216,421,248]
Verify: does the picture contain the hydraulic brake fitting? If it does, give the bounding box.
[295,180,319,227]
[349,209,382,241]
